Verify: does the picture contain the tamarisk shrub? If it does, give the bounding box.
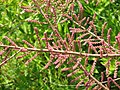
[0,0,120,90]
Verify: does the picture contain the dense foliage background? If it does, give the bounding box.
[0,0,120,90]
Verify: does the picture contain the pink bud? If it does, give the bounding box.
[0,51,4,56]
[21,48,27,52]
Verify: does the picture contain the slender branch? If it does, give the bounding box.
[79,62,109,90]
[33,0,55,31]
[1,45,120,57]
[0,49,21,66]
[89,74,109,90]
[33,0,66,47]
[49,78,120,87]
[65,15,118,52]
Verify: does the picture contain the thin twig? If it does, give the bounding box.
[64,15,118,52]
[0,49,21,66]
[1,45,120,57]
[49,78,120,87]
[79,63,109,90]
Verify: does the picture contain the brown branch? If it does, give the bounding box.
[0,49,21,66]
[64,15,118,52]
[1,45,120,57]
[79,63,109,90]
[32,0,63,43]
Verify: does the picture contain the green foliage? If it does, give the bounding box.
[0,0,120,90]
